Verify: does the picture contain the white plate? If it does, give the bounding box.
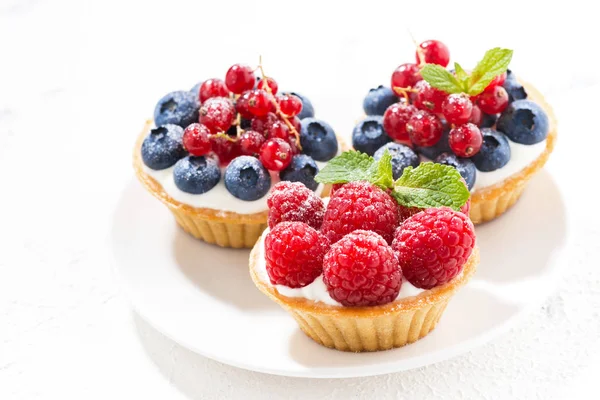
[110,170,568,378]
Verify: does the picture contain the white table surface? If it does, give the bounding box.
[2,0,599,398]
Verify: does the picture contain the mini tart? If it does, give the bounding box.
[249,235,479,352]
[469,81,557,224]
[133,120,348,248]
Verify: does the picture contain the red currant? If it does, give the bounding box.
[199,79,230,103]
[468,104,482,126]
[406,110,443,147]
[449,123,482,157]
[484,72,507,92]
[251,112,279,135]
[277,94,303,117]
[235,90,254,119]
[413,80,447,114]
[259,138,292,171]
[383,102,417,141]
[286,136,301,154]
[225,64,255,94]
[247,89,273,117]
[416,40,450,67]
[199,97,236,133]
[267,120,290,139]
[477,86,509,114]
[442,93,473,125]
[210,135,240,165]
[288,116,301,133]
[182,123,212,156]
[238,130,266,156]
[257,77,278,95]
[391,63,421,89]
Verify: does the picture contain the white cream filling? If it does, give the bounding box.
[254,229,425,306]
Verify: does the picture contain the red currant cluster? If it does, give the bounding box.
[182,63,304,171]
[385,40,509,158]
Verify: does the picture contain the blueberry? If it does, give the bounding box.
[496,100,548,145]
[502,76,527,103]
[374,142,419,180]
[224,156,271,201]
[352,116,392,156]
[481,113,498,128]
[280,154,320,191]
[415,128,451,159]
[190,82,202,100]
[363,85,398,116]
[434,153,477,190]
[282,91,314,119]
[472,129,511,172]
[173,156,220,194]
[300,118,339,161]
[505,69,516,82]
[153,90,199,128]
[141,125,187,170]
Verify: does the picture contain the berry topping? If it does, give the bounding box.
[413,80,447,114]
[363,86,398,116]
[448,123,483,158]
[468,104,482,126]
[280,154,320,191]
[264,221,329,288]
[352,116,392,156]
[153,91,199,128]
[496,100,549,144]
[299,118,339,161]
[277,93,303,117]
[199,78,230,103]
[235,90,254,119]
[477,85,509,114]
[415,127,451,160]
[247,89,274,117]
[391,63,421,89]
[210,135,240,165]
[442,93,473,125]
[238,130,265,156]
[471,128,511,172]
[374,142,419,180]
[267,181,325,229]
[289,116,302,133]
[173,156,221,194]
[323,230,402,307]
[321,181,399,244]
[199,97,236,133]
[259,138,293,171]
[383,102,417,141]
[182,123,212,156]
[225,64,255,94]
[224,156,271,200]
[503,72,528,103]
[266,120,290,139]
[392,207,475,289]
[257,76,278,95]
[406,110,443,147]
[250,112,279,135]
[281,91,314,120]
[434,152,477,190]
[416,40,450,67]
[141,125,186,170]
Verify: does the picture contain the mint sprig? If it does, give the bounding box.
[315,150,469,211]
[421,47,513,96]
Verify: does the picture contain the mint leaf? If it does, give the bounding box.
[392,163,470,211]
[467,48,513,96]
[454,62,469,90]
[314,150,393,190]
[420,64,464,94]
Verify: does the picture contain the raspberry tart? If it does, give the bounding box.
[133,61,347,248]
[249,151,479,352]
[356,41,556,224]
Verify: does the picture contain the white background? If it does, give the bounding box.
[1,0,599,399]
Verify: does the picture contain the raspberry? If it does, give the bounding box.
[321,181,399,244]
[392,207,475,289]
[267,181,325,229]
[323,230,402,306]
[264,222,329,288]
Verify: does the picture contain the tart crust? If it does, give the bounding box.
[469,81,557,223]
[249,235,479,352]
[133,121,348,248]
